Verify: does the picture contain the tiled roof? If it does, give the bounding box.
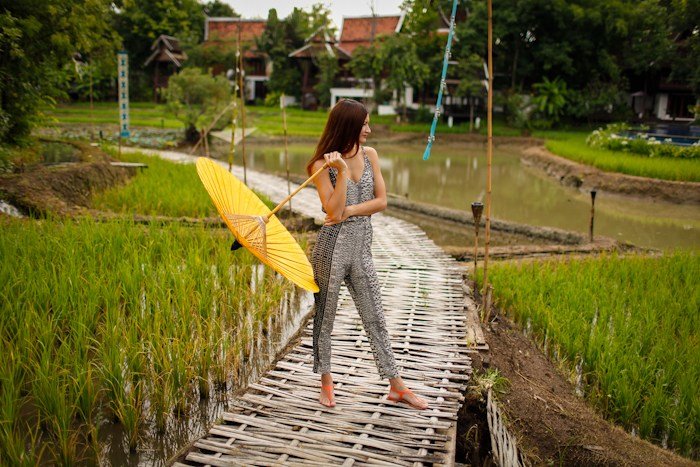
[289,28,351,61]
[339,15,403,55]
[205,18,266,44]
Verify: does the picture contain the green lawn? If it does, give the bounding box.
[477,252,699,458]
[43,102,184,129]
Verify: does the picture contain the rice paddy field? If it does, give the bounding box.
[0,151,300,464]
[477,252,699,458]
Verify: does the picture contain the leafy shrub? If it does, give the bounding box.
[411,106,433,124]
[164,68,231,142]
[498,91,534,130]
[532,77,568,125]
[264,91,283,107]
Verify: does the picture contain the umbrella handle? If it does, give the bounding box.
[266,161,330,220]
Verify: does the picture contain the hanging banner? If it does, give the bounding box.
[117,51,130,138]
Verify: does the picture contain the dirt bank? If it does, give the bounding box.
[468,283,695,466]
[521,144,700,204]
[0,160,134,217]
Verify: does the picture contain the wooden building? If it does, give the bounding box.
[144,35,187,100]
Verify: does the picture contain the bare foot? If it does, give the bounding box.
[319,384,335,407]
[388,386,428,410]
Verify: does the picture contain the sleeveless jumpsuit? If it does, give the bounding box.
[311,147,399,379]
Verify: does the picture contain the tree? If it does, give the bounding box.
[348,43,386,106]
[313,54,339,108]
[0,0,119,145]
[112,0,206,99]
[399,0,449,102]
[164,68,231,142]
[453,54,485,131]
[257,9,303,98]
[202,1,237,18]
[380,34,429,121]
[257,5,336,100]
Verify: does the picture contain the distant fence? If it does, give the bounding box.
[487,388,528,467]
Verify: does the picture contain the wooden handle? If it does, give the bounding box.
[267,162,330,219]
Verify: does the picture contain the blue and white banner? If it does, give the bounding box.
[117,51,130,138]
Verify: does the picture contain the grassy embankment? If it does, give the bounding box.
[476,252,699,458]
[0,150,297,464]
[534,130,700,182]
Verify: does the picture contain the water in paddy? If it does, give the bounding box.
[244,141,699,251]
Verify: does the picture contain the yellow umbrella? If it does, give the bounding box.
[196,157,327,293]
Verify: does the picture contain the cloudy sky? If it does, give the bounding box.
[223,1,405,32]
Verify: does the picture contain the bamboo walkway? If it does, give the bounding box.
[122,148,482,466]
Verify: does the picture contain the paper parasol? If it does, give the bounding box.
[196,157,321,292]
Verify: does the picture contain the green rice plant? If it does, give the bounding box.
[477,252,699,457]
[30,343,80,464]
[94,148,277,217]
[471,369,510,397]
[0,345,44,466]
[0,212,296,461]
[93,149,217,217]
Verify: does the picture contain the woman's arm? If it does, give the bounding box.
[312,152,349,222]
[325,147,387,225]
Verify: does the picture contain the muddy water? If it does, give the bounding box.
[244,141,699,250]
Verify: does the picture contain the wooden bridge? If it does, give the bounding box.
[125,149,484,466]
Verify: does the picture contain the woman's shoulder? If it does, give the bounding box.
[363,146,379,160]
[311,158,327,172]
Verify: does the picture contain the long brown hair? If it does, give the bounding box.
[306,99,368,175]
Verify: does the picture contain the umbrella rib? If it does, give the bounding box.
[207,160,228,219]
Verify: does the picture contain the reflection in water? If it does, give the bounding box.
[246,141,699,250]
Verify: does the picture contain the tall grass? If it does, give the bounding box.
[537,130,700,182]
[0,217,293,463]
[477,252,699,458]
[93,149,275,217]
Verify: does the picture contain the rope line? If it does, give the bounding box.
[423,0,460,160]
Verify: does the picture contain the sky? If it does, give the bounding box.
[223,1,405,33]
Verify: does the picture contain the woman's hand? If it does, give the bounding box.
[324,205,354,226]
[323,151,348,174]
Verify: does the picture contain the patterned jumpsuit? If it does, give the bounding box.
[311,147,400,379]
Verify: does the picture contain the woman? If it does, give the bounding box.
[307,99,428,410]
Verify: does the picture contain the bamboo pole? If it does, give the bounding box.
[471,202,484,275]
[89,63,94,141]
[238,23,248,185]
[200,129,207,157]
[266,162,329,220]
[281,93,292,212]
[228,93,238,172]
[482,0,494,323]
[203,126,210,157]
[190,102,234,155]
[589,190,597,242]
